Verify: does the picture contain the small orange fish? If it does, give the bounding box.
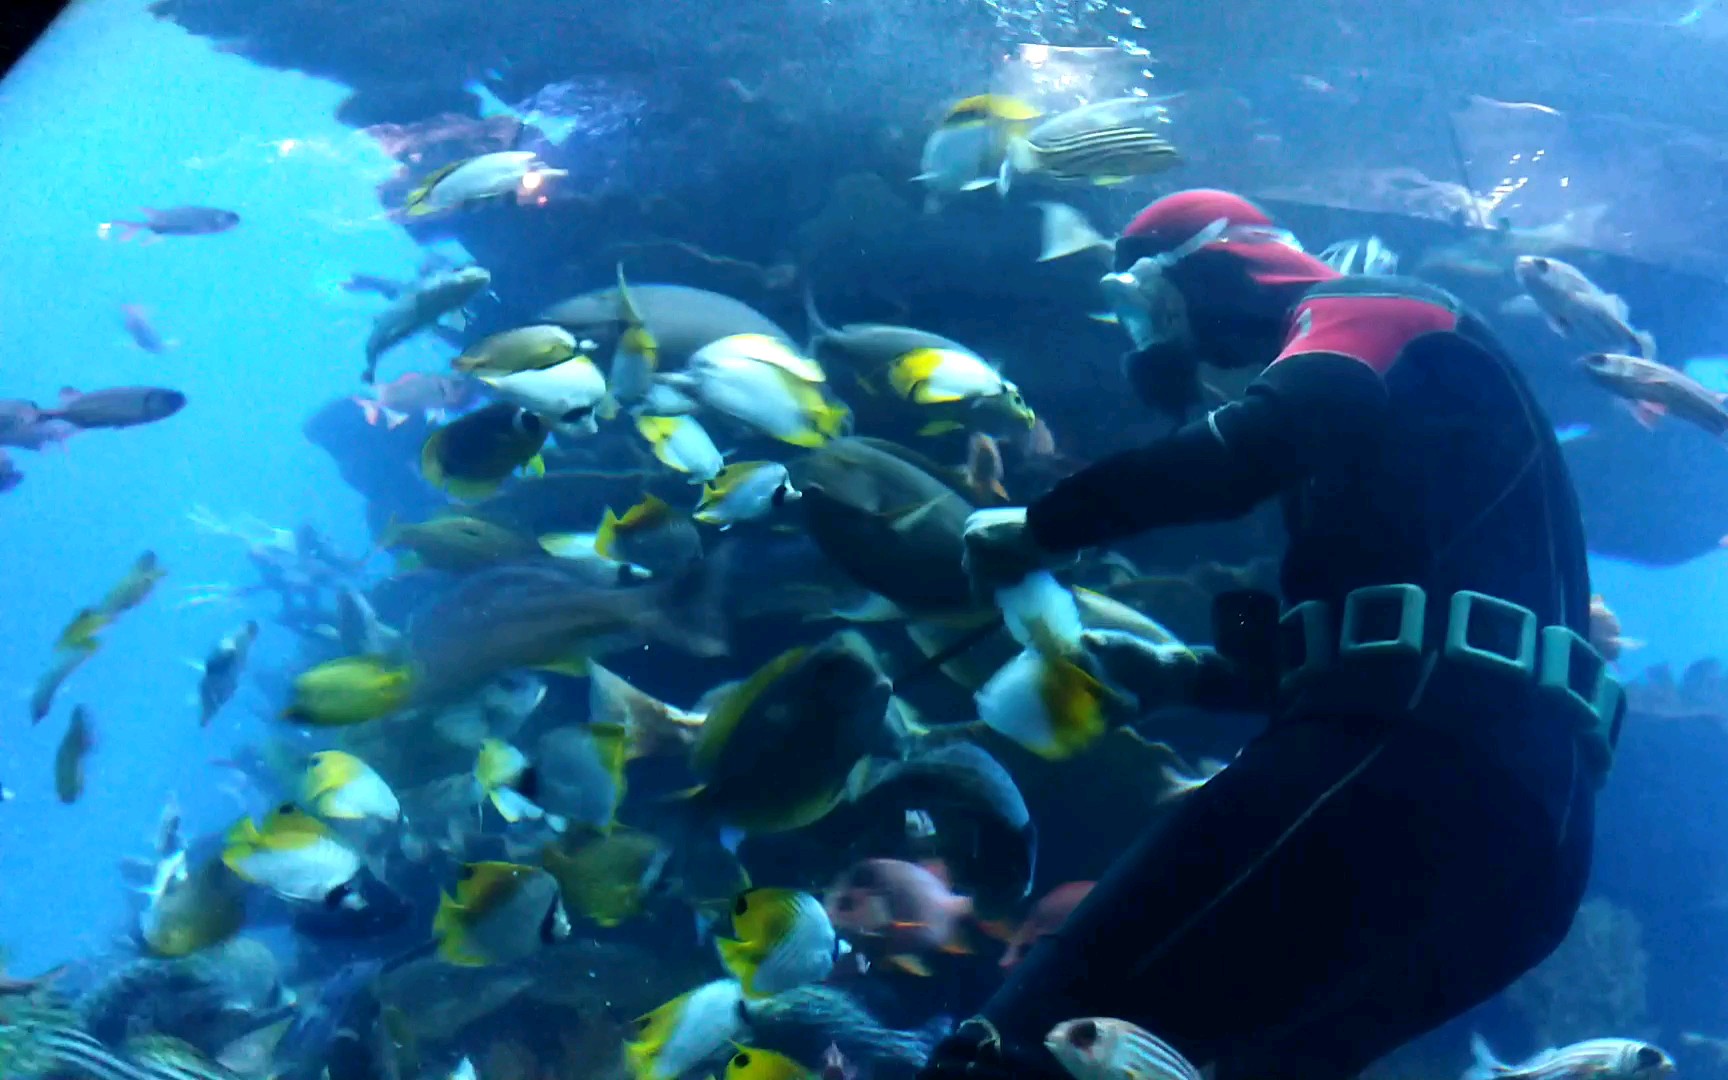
[964,433,1008,504]
[998,881,1094,969]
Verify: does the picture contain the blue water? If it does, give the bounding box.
[0,1,457,973]
[4,0,1728,1068]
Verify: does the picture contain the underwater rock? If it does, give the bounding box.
[1506,897,1651,1048]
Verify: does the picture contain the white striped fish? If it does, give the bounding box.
[1046,1017,1202,1080]
[999,96,1181,194]
[1464,1033,1674,1080]
[0,1019,244,1080]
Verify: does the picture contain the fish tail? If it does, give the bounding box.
[1633,327,1658,361]
[1462,1033,1503,1080]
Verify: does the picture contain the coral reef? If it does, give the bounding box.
[1506,897,1650,1048]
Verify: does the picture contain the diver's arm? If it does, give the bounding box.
[1024,353,1390,552]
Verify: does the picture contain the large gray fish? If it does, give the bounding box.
[540,282,794,366]
[788,437,979,621]
[1464,1034,1673,1080]
[363,266,492,383]
[403,556,728,702]
[998,96,1181,194]
[40,387,186,430]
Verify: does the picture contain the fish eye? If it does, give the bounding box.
[834,894,855,914]
[733,1052,752,1069]
[1529,257,1549,272]
[276,801,298,815]
[1067,1021,1099,1049]
[772,483,790,506]
[734,893,750,916]
[1636,1048,1664,1068]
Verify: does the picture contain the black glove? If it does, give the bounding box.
[919,1017,1064,1080]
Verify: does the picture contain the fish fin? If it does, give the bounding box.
[890,920,931,931]
[887,954,933,976]
[1634,329,1658,361]
[1630,401,1667,430]
[532,654,592,678]
[384,409,409,430]
[918,420,966,437]
[974,917,1018,943]
[355,399,382,426]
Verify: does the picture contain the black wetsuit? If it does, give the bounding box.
[926,276,1597,1080]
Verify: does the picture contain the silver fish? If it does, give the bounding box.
[1464,1034,1674,1080]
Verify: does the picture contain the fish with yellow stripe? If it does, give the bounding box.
[715,887,848,998]
[637,414,725,483]
[625,978,749,1080]
[590,494,704,577]
[432,861,571,966]
[663,334,847,448]
[974,567,1136,761]
[420,402,548,502]
[695,462,801,529]
[299,750,400,823]
[998,95,1181,194]
[914,93,1043,214]
[221,804,366,907]
[609,265,661,410]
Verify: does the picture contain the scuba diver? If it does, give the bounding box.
[929,190,1618,1080]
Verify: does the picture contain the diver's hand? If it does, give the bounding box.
[920,1017,1060,1080]
[962,509,1072,605]
[1082,630,1204,713]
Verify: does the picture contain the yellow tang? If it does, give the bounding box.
[282,655,412,727]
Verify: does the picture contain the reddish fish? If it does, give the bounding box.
[353,371,477,429]
[999,881,1094,969]
[963,432,1008,503]
[823,858,974,976]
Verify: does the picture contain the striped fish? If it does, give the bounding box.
[1046,1018,1202,1080]
[1464,1033,1674,1080]
[0,1018,244,1080]
[998,96,1181,193]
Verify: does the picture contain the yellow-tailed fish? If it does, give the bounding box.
[694,462,800,529]
[454,324,581,375]
[886,348,1034,428]
[975,571,1117,760]
[474,738,549,825]
[609,264,660,408]
[914,93,1042,212]
[541,827,673,928]
[478,356,609,433]
[222,804,365,906]
[636,414,725,482]
[532,722,631,833]
[716,887,845,998]
[625,979,749,1080]
[593,494,704,576]
[404,151,567,216]
[589,662,706,758]
[677,632,895,833]
[300,750,401,823]
[432,861,570,966]
[726,1047,817,1080]
[54,705,93,804]
[420,403,548,502]
[282,655,412,726]
[671,338,847,447]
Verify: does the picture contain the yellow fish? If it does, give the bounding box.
[716,888,845,998]
[282,655,412,726]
